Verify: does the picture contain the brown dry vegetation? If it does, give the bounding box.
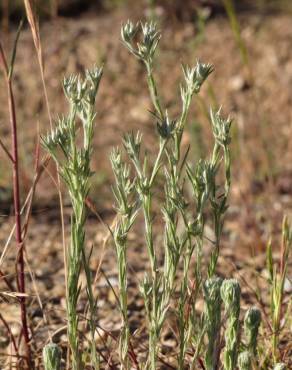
[0,1,291,369]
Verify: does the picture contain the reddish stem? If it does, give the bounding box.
[9,72,32,370]
[0,42,32,367]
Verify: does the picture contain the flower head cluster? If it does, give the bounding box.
[41,116,70,156]
[181,61,214,97]
[210,108,232,148]
[121,20,160,65]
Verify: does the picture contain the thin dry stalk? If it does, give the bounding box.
[0,270,15,292]
[0,137,14,162]
[23,0,68,303]
[0,41,32,367]
[0,154,51,268]
[0,312,18,356]
[24,0,51,128]
[24,251,51,340]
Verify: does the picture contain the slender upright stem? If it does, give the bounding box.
[9,78,31,357]
[0,42,31,367]
[146,63,164,120]
[117,241,130,369]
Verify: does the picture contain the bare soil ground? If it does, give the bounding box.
[0,4,291,368]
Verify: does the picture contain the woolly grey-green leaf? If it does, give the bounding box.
[221,279,241,370]
[203,276,223,370]
[237,351,251,370]
[43,343,61,370]
[273,364,286,370]
[244,306,261,355]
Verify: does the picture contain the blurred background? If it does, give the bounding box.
[0,0,292,249]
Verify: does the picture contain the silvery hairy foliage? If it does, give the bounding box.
[203,276,223,370]
[118,20,232,370]
[221,279,241,370]
[244,306,261,356]
[42,66,103,370]
[43,343,61,370]
[237,351,252,370]
[273,364,287,370]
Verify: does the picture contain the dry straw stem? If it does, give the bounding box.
[24,0,52,128]
[23,0,44,97]
[222,0,252,82]
[0,154,51,269]
[24,0,68,319]
[267,216,292,364]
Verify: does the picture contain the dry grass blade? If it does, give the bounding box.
[0,138,14,162]
[24,0,68,338]
[0,312,18,355]
[24,0,52,128]
[0,154,51,268]
[23,0,42,69]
